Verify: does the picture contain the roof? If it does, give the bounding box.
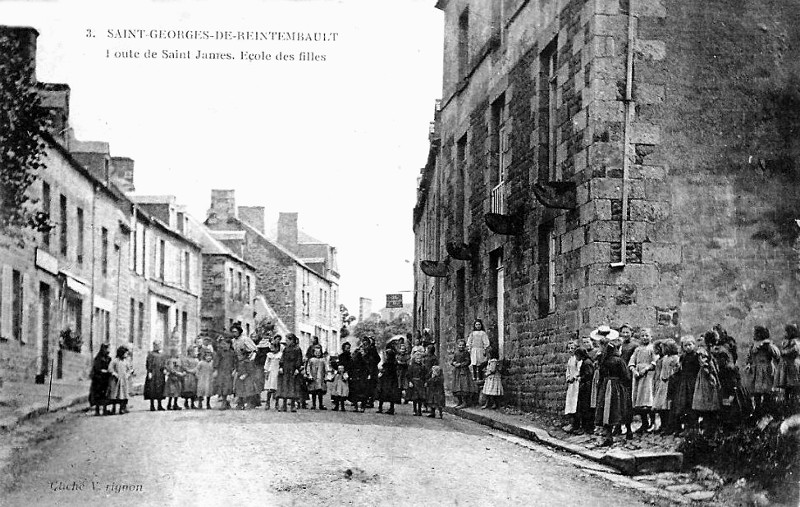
[184,215,254,269]
[264,223,325,245]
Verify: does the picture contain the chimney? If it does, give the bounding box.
[208,189,236,222]
[277,212,298,253]
[1,26,39,83]
[111,157,135,192]
[238,206,265,234]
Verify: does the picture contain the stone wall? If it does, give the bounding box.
[418,0,800,412]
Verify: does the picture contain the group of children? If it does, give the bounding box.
[564,322,800,445]
[90,321,453,419]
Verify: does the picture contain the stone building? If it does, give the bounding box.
[414,0,800,410]
[0,25,202,383]
[184,213,257,338]
[205,191,341,353]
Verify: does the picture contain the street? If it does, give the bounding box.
[0,399,654,507]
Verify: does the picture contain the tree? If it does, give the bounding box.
[251,316,276,344]
[351,315,412,351]
[0,33,52,240]
[339,304,357,339]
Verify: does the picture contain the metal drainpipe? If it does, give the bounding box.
[88,184,97,353]
[613,5,636,268]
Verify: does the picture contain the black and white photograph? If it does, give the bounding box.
[0,0,799,505]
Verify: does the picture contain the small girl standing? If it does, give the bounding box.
[213,339,235,410]
[652,339,680,433]
[181,346,199,409]
[746,325,780,417]
[376,345,401,415]
[306,346,328,410]
[451,339,475,408]
[264,340,282,410]
[482,347,504,410]
[466,319,490,380]
[407,353,427,416]
[396,344,410,403]
[575,347,595,433]
[672,336,702,433]
[195,351,215,409]
[107,346,133,415]
[329,364,349,411]
[165,348,185,410]
[565,341,581,429]
[427,365,446,418]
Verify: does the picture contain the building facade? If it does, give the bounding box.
[414,0,800,411]
[0,26,202,383]
[205,190,340,353]
[185,214,257,338]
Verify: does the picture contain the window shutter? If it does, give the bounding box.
[20,272,28,344]
[0,266,10,339]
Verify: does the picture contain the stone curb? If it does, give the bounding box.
[0,383,144,433]
[444,405,683,476]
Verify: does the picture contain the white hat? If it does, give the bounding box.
[589,325,620,341]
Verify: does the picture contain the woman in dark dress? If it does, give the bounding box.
[338,342,353,374]
[348,348,369,412]
[575,347,596,433]
[595,341,633,445]
[143,341,167,411]
[376,345,400,415]
[232,323,258,409]
[672,336,702,433]
[363,337,381,408]
[277,333,304,412]
[89,344,111,416]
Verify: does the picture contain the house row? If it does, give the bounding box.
[414,0,800,411]
[0,25,341,385]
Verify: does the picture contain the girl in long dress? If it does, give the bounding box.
[306,346,328,410]
[407,352,426,416]
[481,347,504,410]
[181,346,199,409]
[264,341,282,410]
[672,336,702,433]
[277,333,304,412]
[232,323,258,410]
[107,346,133,415]
[466,319,490,380]
[195,350,215,409]
[376,345,400,415]
[564,341,581,428]
[629,328,657,432]
[165,348,185,410]
[746,326,780,417]
[329,364,349,411]
[652,339,680,433]
[575,348,596,433]
[213,338,235,410]
[595,341,633,445]
[427,365,446,418]
[451,339,476,408]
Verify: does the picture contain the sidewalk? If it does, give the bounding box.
[444,403,683,476]
[0,380,91,432]
[0,380,144,432]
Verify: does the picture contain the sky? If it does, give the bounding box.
[1,0,444,314]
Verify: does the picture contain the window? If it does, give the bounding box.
[158,239,166,280]
[59,194,68,257]
[237,271,243,301]
[101,227,108,276]
[227,267,233,297]
[458,8,469,77]
[95,308,110,347]
[490,96,507,214]
[183,251,191,289]
[245,275,251,303]
[456,134,469,238]
[541,39,559,182]
[137,301,144,348]
[245,323,251,336]
[76,207,84,264]
[129,298,136,344]
[42,183,51,249]
[319,288,323,311]
[538,224,556,317]
[181,311,188,348]
[12,270,23,342]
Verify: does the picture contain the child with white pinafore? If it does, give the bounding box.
[263,341,282,410]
